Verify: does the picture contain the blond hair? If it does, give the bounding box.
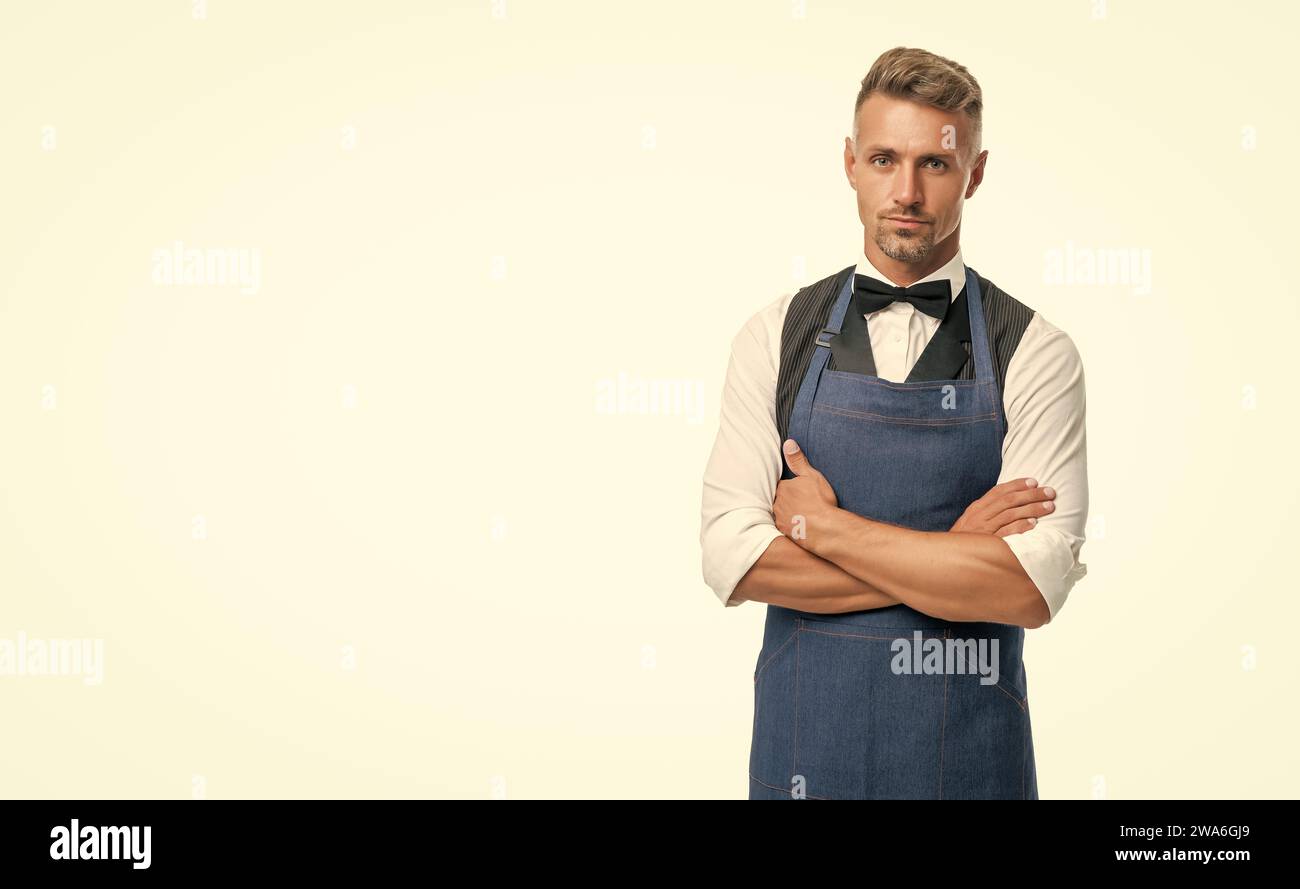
[851,47,983,164]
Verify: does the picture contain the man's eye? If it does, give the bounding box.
[925,159,947,170]
[871,157,890,166]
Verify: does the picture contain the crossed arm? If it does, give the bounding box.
[734,438,1051,628]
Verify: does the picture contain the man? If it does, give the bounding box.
[699,47,1089,800]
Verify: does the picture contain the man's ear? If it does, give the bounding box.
[965,149,988,199]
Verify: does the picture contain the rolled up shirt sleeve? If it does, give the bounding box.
[997,315,1090,623]
[700,301,788,607]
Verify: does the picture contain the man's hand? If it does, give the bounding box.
[950,477,1056,537]
[772,438,837,548]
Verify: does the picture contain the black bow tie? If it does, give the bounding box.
[853,274,951,321]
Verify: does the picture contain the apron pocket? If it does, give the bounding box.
[939,672,1031,799]
[749,627,801,796]
[753,627,798,684]
[792,625,947,799]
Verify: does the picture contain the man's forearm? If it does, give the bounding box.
[733,535,902,614]
[803,508,1049,628]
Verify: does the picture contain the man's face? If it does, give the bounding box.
[844,94,987,266]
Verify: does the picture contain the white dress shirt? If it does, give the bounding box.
[699,248,1089,622]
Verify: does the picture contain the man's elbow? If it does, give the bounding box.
[701,514,781,608]
[987,529,1075,629]
[979,562,1050,629]
[701,540,746,608]
[1011,580,1051,629]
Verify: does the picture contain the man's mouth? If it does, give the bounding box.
[886,217,928,228]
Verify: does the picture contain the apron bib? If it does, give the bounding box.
[749,265,1037,799]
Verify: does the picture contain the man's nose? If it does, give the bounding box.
[890,165,923,209]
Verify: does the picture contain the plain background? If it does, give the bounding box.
[2,0,1296,798]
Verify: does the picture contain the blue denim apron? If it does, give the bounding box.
[749,266,1037,800]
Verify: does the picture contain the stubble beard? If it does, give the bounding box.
[875,223,936,264]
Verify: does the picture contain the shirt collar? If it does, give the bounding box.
[854,248,966,306]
